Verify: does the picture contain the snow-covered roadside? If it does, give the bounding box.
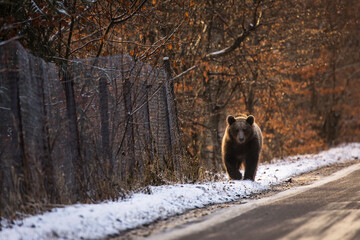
[1,143,359,240]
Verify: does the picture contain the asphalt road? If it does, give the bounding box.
[151,164,360,240]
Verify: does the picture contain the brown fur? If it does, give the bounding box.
[221,115,263,181]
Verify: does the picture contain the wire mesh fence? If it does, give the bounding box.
[0,41,183,217]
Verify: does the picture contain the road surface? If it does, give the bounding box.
[150,163,360,240]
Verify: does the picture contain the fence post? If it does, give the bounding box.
[8,70,30,202]
[141,79,153,168]
[60,65,86,201]
[163,57,180,173]
[39,60,58,203]
[123,76,135,181]
[99,77,112,176]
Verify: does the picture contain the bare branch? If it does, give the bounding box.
[205,5,262,59]
[93,0,148,63]
[0,35,23,46]
[205,31,250,58]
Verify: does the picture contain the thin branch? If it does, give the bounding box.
[108,39,163,48]
[112,0,148,24]
[70,38,101,55]
[207,72,236,76]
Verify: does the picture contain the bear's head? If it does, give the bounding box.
[226,115,254,144]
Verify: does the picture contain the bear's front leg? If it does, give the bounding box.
[244,153,260,181]
[225,161,243,180]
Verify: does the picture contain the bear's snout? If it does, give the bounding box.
[238,131,245,143]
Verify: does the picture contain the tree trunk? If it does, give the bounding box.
[209,110,222,172]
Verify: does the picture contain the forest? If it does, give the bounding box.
[0,0,359,219]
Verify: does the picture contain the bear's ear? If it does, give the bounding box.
[246,115,255,125]
[227,115,236,125]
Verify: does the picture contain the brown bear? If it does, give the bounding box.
[221,115,263,181]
